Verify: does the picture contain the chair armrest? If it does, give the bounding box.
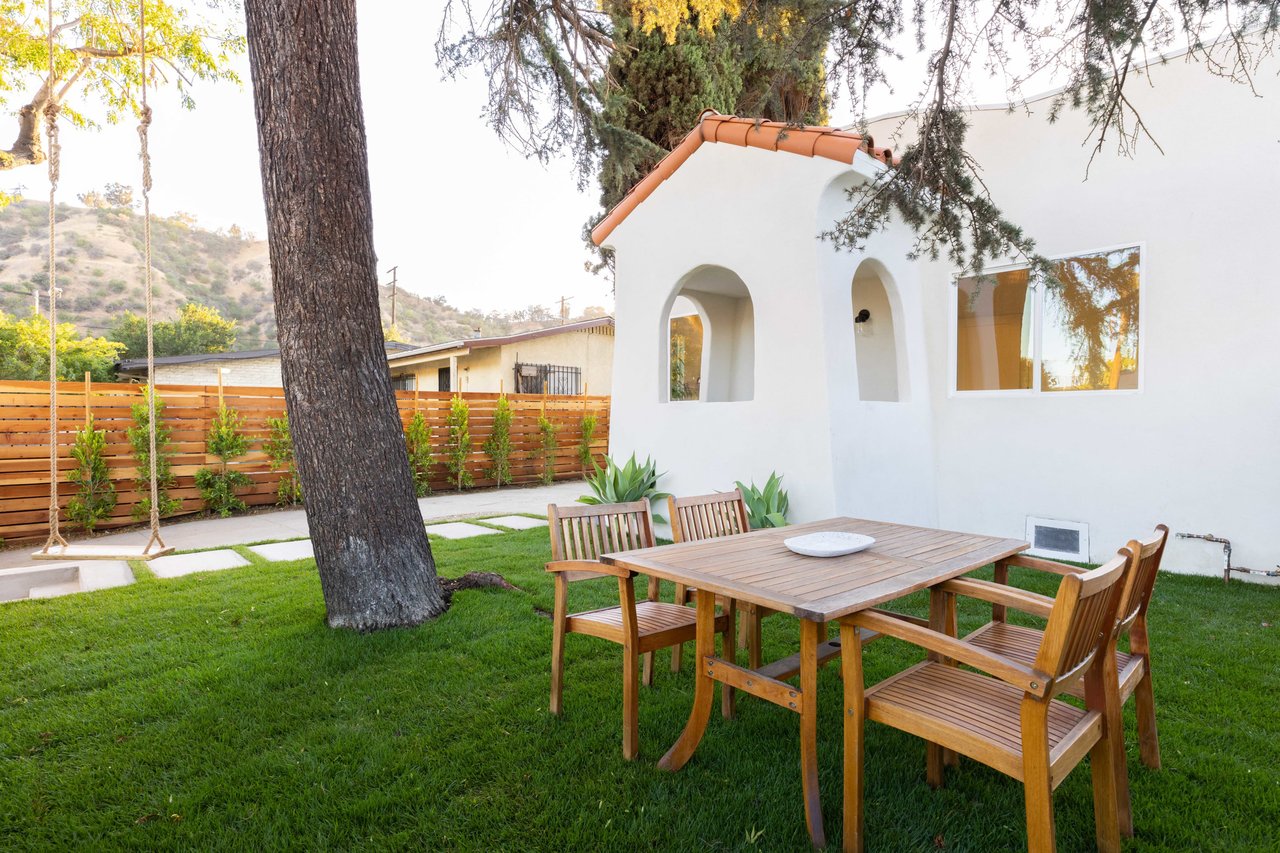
[545,560,634,581]
[863,608,930,628]
[844,609,1052,698]
[999,554,1088,576]
[938,577,1055,619]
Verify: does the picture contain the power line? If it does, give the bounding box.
[385,265,398,327]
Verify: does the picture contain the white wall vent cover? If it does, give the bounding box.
[1025,516,1090,562]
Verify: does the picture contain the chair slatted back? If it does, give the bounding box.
[1116,525,1169,633]
[547,500,656,566]
[1034,551,1129,689]
[669,490,751,543]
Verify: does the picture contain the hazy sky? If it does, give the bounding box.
[9,2,1024,315]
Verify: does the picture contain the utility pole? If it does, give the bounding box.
[33,287,41,317]
[385,265,398,327]
[557,294,572,324]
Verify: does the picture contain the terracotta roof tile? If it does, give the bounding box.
[591,111,894,246]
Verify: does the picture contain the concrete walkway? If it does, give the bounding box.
[0,481,587,571]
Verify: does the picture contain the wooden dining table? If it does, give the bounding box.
[602,516,1027,848]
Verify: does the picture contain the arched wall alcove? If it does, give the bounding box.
[850,258,909,402]
[660,265,755,403]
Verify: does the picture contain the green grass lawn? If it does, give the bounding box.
[1,528,1277,851]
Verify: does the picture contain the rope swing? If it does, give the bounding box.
[39,0,68,556]
[137,0,167,556]
[34,0,171,561]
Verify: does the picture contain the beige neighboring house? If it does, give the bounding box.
[117,342,418,387]
[387,317,614,395]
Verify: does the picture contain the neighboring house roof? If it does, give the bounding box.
[590,111,898,246]
[387,317,615,365]
[118,341,420,372]
[117,348,282,372]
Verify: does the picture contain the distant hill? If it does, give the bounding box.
[0,200,604,348]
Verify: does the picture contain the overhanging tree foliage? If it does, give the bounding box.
[595,6,828,219]
[0,0,243,206]
[438,0,1277,274]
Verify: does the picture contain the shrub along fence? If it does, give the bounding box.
[0,380,610,545]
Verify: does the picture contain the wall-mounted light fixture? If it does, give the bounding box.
[854,308,872,337]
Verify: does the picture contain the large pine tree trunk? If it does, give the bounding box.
[242,0,446,630]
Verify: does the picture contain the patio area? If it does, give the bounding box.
[1,523,1275,850]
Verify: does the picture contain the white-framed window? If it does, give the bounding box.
[950,244,1143,395]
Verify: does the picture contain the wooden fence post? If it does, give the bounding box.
[83,371,91,424]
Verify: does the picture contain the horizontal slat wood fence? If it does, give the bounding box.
[0,380,609,545]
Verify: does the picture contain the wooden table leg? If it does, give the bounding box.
[929,588,961,771]
[658,589,717,772]
[721,596,736,719]
[747,603,763,670]
[992,559,1009,622]
[799,618,827,848]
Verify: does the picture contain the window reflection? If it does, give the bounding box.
[1042,247,1140,391]
[669,313,703,401]
[954,246,1141,394]
[955,269,1033,391]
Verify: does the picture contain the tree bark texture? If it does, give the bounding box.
[242,0,447,629]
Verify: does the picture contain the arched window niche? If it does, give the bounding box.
[851,259,906,402]
[662,266,755,403]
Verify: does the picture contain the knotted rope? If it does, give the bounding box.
[138,2,165,554]
[41,0,67,554]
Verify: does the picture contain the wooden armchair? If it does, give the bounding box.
[838,553,1131,853]
[547,500,731,760]
[667,490,761,670]
[956,526,1170,834]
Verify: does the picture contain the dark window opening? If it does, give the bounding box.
[438,367,451,392]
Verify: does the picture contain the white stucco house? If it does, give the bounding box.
[595,50,1280,578]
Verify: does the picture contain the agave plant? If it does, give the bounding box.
[735,472,790,529]
[579,453,671,522]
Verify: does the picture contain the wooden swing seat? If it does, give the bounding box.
[31,544,175,562]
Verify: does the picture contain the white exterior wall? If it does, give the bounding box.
[609,52,1280,577]
[868,53,1280,577]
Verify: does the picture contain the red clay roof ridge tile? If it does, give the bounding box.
[590,111,895,246]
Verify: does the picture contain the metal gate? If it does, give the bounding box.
[514,362,581,395]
